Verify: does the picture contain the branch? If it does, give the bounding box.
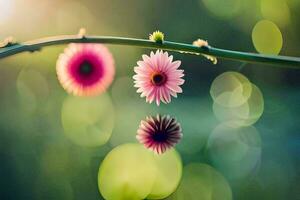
[0,34,300,68]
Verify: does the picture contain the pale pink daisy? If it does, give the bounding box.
[56,43,115,96]
[133,50,185,105]
[136,114,182,154]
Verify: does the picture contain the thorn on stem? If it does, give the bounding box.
[193,39,208,47]
[78,28,87,39]
[193,39,218,65]
[0,36,17,48]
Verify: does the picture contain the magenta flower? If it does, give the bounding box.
[136,114,182,154]
[133,50,185,105]
[56,43,115,96]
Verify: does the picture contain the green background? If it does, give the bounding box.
[0,0,299,199]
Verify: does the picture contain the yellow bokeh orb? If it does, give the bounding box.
[98,144,183,200]
[261,0,290,28]
[207,124,261,180]
[213,83,264,127]
[61,93,114,147]
[252,20,283,55]
[173,163,232,200]
[98,144,157,200]
[210,72,252,108]
[147,150,182,199]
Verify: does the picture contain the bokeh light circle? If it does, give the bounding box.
[61,93,114,147]
[159,98,216,155]
[252,20,283,55]
[261,0,291,28]
[148,150,182,199]
[206,124,261,180]
[98,143,182,200]
[173,163,232,200]
[98,143,157,200]
[210,72,252,108]
[213,83,264,127]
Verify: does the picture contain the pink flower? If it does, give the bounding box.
[56,43,115,96]
[133,50,185,105]
[136,114,182,154]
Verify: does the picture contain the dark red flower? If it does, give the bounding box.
[136,114,182,154]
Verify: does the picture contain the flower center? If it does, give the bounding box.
[151,72,167,86]
[79,60,93,76]
[152,131,168,142]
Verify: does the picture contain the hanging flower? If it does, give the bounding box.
[56,43,115,96]
[133,50,185,105]
[136,114,182,154]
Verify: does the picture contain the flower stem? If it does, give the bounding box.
[0,35,299,68]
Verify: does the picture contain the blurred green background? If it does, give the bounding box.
[0,0,299,199]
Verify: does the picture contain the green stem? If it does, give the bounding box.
[0,34,300,68]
